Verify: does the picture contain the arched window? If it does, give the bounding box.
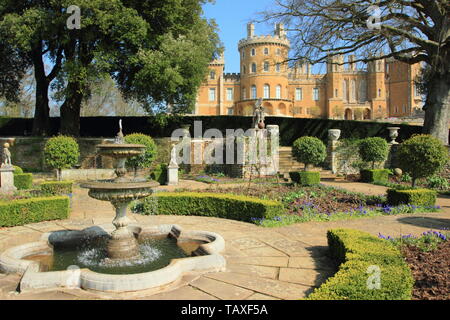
[251,48,256,56]
[251,85,257,99]
[264,84,270,99]
[209,70,216,80]
[251,63,257,73]
[242,87,246,100]
[276,63,281,72]
[264,61,269,72]
[276,85,282,99]
[378,88,382,97]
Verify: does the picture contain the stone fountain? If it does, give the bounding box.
[0,121,226,294]
[80,121,158,261]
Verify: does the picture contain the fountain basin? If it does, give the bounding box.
[96,144,146,158]
[80,181,159,202]
[0,224,226,293]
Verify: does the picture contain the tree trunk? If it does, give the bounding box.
[423,74,450,145]
[60,81,83,137]
[31,46,50,136]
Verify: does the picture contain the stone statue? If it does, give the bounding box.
[169,145,178,167]
[115,119,124,144]
[253,98,265,129]
[2,143,11,167]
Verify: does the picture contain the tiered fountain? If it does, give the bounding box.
[0,121,226,293]
[80,121,159,261]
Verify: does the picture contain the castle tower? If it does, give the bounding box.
[368,56,387,119]
[326,54,344,118]
[236,23,291,116]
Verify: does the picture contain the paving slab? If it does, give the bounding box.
[288,257,336,270]
[141,285,218,300]
[204,272,311,299]
[226,256,289,268]
[226,263,279,280]
[245,293,280,300]
[190,277,254,300]
[279,268,335,287]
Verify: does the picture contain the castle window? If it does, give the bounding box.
[251,48,256,56]
[276,85,282,99]
[227,88,233,101]
[276,48,281,55]
[378,106,382,113]
[209,70,216,80]
[264,84,270,99]
[335,88,338,98]
[227,107,234,115]
[242,51,245,58]
[251,63,257,73]
[242,87,246,100]
[251,85,257,99]
[264,48,269,55]
[264,61,269,72]
[209,88,216,101]
[378,88,382,97]
[276,63,281,72]
[295,88,303,101]
[243,65,246,74]
[313,88,319,101]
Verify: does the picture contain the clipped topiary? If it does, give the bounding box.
[44,136,80,181]
[397,134,449,187]
[13,165,23,174]
[292,136,326,171]
[358,137,389,169]
[124,133,158,176]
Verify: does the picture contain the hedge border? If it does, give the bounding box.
[307,229,414,300]
[289,171,320,186]
[137,192,284,222]
[13,173,33,190]
[0,196,70,227]
[40,180,74,195]
[387,188,437,206]
[361,169,390,184]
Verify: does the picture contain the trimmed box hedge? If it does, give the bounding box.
[40,180,74,195]
[387,188,437,206]
[13,173,33,190]
[307,229,414,300]
[361,169,390,184]
[139,192,284,222]
[150,164,167,185]
[289,171,320,186]
[0,196,70,227]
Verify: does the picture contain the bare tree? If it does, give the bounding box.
[260,0,449,143]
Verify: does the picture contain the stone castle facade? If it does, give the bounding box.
[195,24,423,120]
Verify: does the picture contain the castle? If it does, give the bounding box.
[194,23,423,120]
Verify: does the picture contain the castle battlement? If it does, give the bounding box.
[224,73,241,80]
[238,35,290,50]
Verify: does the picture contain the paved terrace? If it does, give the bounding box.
[0,180,449,300]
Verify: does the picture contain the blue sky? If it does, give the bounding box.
[202,0,276,73]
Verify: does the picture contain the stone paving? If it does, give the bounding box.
[0,180,449,300]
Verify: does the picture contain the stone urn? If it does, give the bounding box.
[328,129,341,141]
[387,127,400,144]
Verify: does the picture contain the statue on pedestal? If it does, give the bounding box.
[2,143,12,167]
[252,98,265,129]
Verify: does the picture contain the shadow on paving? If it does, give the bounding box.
[397,216,450,230]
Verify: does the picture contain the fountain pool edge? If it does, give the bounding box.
[0,224,226,293]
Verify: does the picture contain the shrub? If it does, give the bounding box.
[292,137,326,171]
[387,188,437,206]
[307,229,413,300]
[13,173,33,190]
[289,171,320,186]
[360,169,390,184]
[13,165,23,174]
[124,133,157,175]
[426,175,449,191]
[0,196,70,227]
[136,192,284,223]
[149,164,167,185]
[40,181,74,195]
[397,135,448,187]
[358,137,389,169]
[44,136,80,181]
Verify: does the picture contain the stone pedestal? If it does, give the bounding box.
[167,165,179,186]
[327,129,341,174]
[0,165,17,194]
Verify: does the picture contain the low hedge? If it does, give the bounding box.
[307,229,414,300]
[13,165,23,174]
[361,169,390,184]
[40,180,74,195]
[138,192,284,222]
[387,188,437,206]
[0,196,70,227]
[13,173,33,190]
[289,171,320,186]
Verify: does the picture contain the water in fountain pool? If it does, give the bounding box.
[28,236,195,275]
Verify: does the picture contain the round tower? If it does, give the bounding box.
[236,23,291,116]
